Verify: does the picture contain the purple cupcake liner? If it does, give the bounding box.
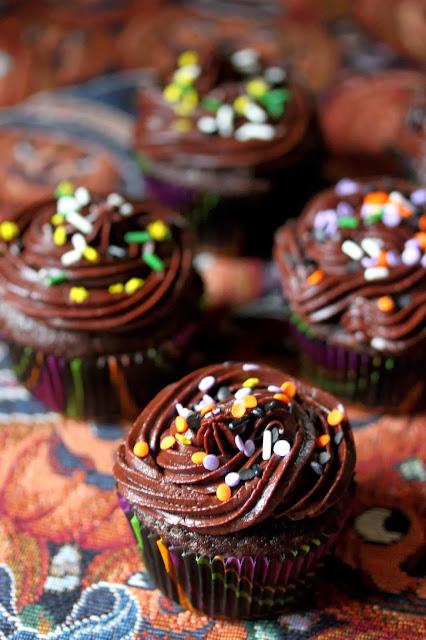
[120,497,352,619]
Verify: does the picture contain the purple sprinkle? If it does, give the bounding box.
[402,245,421,265]
[203,454,219,471]
[243,363,259,371]
[335,178,359,196]
[235,435,245,452]
[198,375,216,392]
[336,201,354,217]
[243,439,255,457]
[267,385,281,392]
[422,254,426,267]
[235,387,252,400]
[386,251,400,267]
[314,209,338,236]
[225,472,240,487]
[273,440,291,457]
[405,238,419,248]
[361,256,375,268]
[382,204,401,227]
[410,188,426,206]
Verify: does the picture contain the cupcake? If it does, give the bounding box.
[0,185,202,420]
[274,177,426,410]
[29,0,158,25]
[114,361,356,618]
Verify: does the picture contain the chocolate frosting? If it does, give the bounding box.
[115,361,355,535]
[274,177,426,356]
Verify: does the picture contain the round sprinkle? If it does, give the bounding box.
[53,226,67,246]
[176,433,192,445]
[125,278,144,295]
[177,50,198,67]
[327,409,344,427]
[191,451,207,464]
[243,439,255,457]
[198,375,216,392]
[273,393,289,403]
[273,440,291,457]
[225,472,240,487]
[133,441,149,458]
[281,381,296,399]
[232,402,246,418]
[69,286,89,304]
[262,430,272,460]
[243,377,259,388]
[175,416,188,433]
[120,203,134,217]
[377,296,395,312]
[216,483,231,502]
[147,220,170,241]
[316,434,331,447]
[203,454,219,471]
[160,436,176,450]
[109,283,124,295]
[0,220,19,242]
[307,270,324,285]
[243,395,258,408]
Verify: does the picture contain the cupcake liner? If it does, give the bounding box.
[119,496,352,619]
[289,314,425,410]
[8,323,198,421]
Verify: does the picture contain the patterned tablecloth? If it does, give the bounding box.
[0,338,425,639]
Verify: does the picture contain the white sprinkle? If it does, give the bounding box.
[311,461,323,476]
[243,363,259,371]
[107,193,124,207]
[262,430,272,460]
[231,48,259,74]
[176,403,192,419]
[197,116,217,134]
[120,203,134,217]
[361,237,382,257]
[265,66,286,84]
[57,196,79,215]
[235,123,275,141]
[61,249,82,266]
[173,64,201,83]
[245,103,267,123]
[371,337,387,351]
[216,105,234,137]
[203,394,215,405]
[74,186,90,207]
[0,51,12,78]
[198,375,216,392]
[235,387,252,400]
[341,240,363,261]
[108,245,126,258]
[319,452,331,466]
[364,267,389,281]
[267,385,281,393]
[389,191,414,212]
[273,439,291,457]
[71,233,87,252]
[66,211,93,235]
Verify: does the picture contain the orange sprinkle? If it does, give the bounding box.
[243,394,258,408]
[273,393,289,403]
[376,250,388,267]
[133,441,149,458]
[316,434,331,447]
[281,381,296,399]
[160,435,176,450]
[216,483,232,502]
[377,296,394,313]
[307,270,324,286]
[232,402,246,418]
[327,409,344,427]
[364,191,388,204]
[399,206,413,218]
[415,232,426,250]
[175,416,188,433]
[200,403,215,415]
[191,451,207,465]
[419,215,426,231]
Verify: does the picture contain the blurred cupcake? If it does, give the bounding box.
[0,185,202,420]
[29,0,159,25]
[274,177,426,410]
[114,361,356,618]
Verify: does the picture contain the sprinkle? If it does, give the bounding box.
[201,96,222,112]
[177,50,198,67]
[53,226,67,246]
[243,395,257,408]
[364,191,388,204]
[243,363,259,371]
[51,214,65,226]
[216,105,234,137]
[231,48,259,73]
[74,186,90,206]
[232,402,246,418]
[267,385,281,393]
[319,452,331,465]
[246,103,267,123]
[147,220,170,242]
[281,381,297,399]
[389,191,414,213]
[197,116,217,134]
[124,277,144,294]
[163,83,181,103]
[382,203,401,227]
[216,386,230,401]
[334,431,344,445]
[0,220,19,242]
[364,267,389,281]
[109,283,124,294]
[124,231,151,244]
[377,296,394,312]
[273,393,289,403]
[341,240,363,261]
[216,483,231,502]
[160,435,176,450]
[307,270,324,285]
[361,238,382,257]
[235,123,275,141]
[55,180,74,197]
[176,403,192,419]
[66,211,93,235]
[173,119,192,133]
[225,472,240,487]
[174,95,198,116]
[246,77,269,98]
[191,451,206,464]
[243,377,259,388]
[316,434,330,447]
[175,416,188,433]
[45,271,68,286]
[371,337,387,350]
[176,433,192,445]
[203,454,219,471]
[335,178,358,196]
[173,64,201,84]
[239,468,255,481]
[143,253,165,271]
[69,286,89,303]
[83,246,99,262]
[243,439,255,457]
[327,409,344,427]
[233,95,251,115]
[61,249,82,266]
[235,435,244,452]
[262,430,272,460]
[235,387,252,400]
[120,203,134,217]
[310,461,323,475]
[107,193,124,207]
[108,245,126,258]
[57,195,78,214]
[265,66,286,84]
[376,250,388,267]
[314,209,338,235]
[200,403,215,415]
[198,375,216,392]
[411,188,426,206]
[402,244,421,265]
[133,441,149,458]
[416,232,426,250]
[71,233,87,252]
[273,440,291,457]
[338,216,359,229]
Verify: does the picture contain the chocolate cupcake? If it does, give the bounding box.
[30,0,157,24]
[274,177,426,410]
[0,185,202,420]
[114,361,356,618]
[320,71,426,182]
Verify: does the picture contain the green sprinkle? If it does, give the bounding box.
[130,514,144,549]
[201,96,222,112]
[338,217,359,229]
[290,549,298,557]
[301,544,311,553]
[312,538,321,547]
[143,252,165,271]
[364,212,383,225]
[46,272,68,286]
[385,358,394,370]
[124,231,151,244]
[259,88,292,117]
[370,371,380,384]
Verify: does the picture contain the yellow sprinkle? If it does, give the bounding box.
[281,381,297,399]
[231,402,246,418]
[246,78,269,98]
[147,220,170,241]
[124,277,144,295]
[175,416,188,433]
[51,213,65,226]
[176,433,192,445]
[0,220,19,242]
[216,483,231,502]
[178,50,199,67]
[191,451,207,464]
[53,226,67,246]
[163,83,181,103]
[83,246,99,262]
[243,377,259,388]
[173,92,198,116]
[173,68,198,86]
[173,118,192,132]
[133,441,149,458]
[56,180,74,196]
[233,95,250,115]
[243,395,258,408]
[160,435,176,450]
[69,286,89,303]
[108,283,124,295]
[327,409,344,427]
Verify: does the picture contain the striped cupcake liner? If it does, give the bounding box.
[120,497,352,619]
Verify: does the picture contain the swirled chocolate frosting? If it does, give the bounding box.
[0,184,199,354]
[274,177,426,356]
[115,361,355,535]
